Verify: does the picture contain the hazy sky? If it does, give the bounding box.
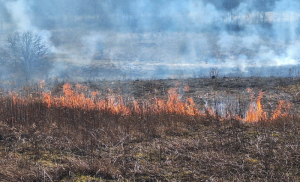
[1,0,300,79]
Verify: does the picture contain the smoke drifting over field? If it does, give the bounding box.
[0,0,300,81]
[4,0,55,52]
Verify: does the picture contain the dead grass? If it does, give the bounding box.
[1,77,300,181]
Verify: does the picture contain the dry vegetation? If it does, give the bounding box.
[1,77,300,181]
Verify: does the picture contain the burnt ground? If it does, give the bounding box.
[70,77,300,113]
[77,77,299,99]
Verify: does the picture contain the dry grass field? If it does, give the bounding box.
[1,77,300,181]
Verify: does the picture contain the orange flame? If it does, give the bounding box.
[272,100,291,120]
[244,92,267,122]
[7,83,292,121]
[243,91,291,122]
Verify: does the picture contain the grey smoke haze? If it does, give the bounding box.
[4,0,56,52]
[0,0,300,81]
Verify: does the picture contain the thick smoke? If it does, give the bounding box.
[0,0,300,81]
[4,0,56,52]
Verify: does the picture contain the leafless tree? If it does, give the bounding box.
[210,67,219,79]
[5,31,51,81]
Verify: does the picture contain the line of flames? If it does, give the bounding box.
[9,83,291,122]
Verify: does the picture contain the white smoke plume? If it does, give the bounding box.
[4,0,56,52]
[0,0,300,79]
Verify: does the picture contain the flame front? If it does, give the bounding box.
[244,92,267,122]
[42,85,200,116]
[8,83,291,121]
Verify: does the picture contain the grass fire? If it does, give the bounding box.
[1,0,300,181]
[1,77,300,181]
[10,82,292,122]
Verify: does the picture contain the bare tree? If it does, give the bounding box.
[5,31,51,81]
[210,67,219,79]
